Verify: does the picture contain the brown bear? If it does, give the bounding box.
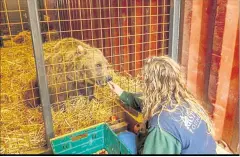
[24,38,110,111]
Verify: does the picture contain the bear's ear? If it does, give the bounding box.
[76,45,86,56]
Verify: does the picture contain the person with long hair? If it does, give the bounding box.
[108,56,216,154]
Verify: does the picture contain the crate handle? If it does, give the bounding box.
[71,133,88,141]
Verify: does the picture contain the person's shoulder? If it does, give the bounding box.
[143,126,182,154]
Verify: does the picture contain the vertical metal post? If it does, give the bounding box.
[168,0,181,63]
[27,0,54,148]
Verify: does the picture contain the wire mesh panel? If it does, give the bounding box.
[0,0,47,154]
[38,0,170,75]
[36,0,170,136]
[36,0,131,138]
[0,0,171,154]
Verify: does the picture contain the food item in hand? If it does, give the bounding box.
[106,76,113,83]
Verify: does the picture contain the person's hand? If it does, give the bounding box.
[108,81,124,96]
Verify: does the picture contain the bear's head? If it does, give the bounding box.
[75,44,110,86]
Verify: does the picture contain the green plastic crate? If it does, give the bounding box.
[50,123,132,154]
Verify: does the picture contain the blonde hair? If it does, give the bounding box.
[141,56,213,134]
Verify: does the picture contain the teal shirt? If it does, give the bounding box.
[120,91,181,154]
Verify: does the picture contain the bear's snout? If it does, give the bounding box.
[95,76,112,87]
[106,75,112,83]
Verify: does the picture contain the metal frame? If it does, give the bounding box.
[168,0,181,63]
[27,0,54,149]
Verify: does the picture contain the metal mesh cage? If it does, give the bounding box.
[0,0,171,154]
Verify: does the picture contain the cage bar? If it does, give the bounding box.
[27,0,54,148]
[168,0,181,62]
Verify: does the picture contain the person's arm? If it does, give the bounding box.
[119,91,142,112]
[108,81,142,112]
[141,127,181,154]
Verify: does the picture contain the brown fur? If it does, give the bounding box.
[24,38,109,111]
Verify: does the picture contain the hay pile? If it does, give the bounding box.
[1,34,59,154]
[0,34,58,105]
[12,31,32,44]
[0,32,142,154]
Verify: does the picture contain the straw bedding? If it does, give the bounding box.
[0,31,141,154]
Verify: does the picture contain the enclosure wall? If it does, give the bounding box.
[179,0,239,153]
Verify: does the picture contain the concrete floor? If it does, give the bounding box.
[216,145,233,154]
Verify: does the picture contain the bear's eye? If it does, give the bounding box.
[96,64,101,67]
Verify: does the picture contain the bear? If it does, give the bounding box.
[23,38,110,111]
